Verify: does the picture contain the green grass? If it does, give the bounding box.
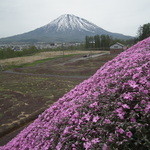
[3,53,82,70]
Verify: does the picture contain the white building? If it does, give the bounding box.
[110,42,126,54]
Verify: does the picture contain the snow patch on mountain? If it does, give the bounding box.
[44,14,98,33]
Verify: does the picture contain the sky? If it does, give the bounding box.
[0,0,150,38]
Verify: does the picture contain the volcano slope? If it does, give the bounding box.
[1,38,150,150]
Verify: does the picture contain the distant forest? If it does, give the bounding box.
[0,46,39,59]
[85,35,135,49]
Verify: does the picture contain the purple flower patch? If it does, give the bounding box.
[1,37,150,150]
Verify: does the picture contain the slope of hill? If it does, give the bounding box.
[0,14,132,43]
[1,37,150,150]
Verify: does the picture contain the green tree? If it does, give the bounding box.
[89,36,95,48]
[5,48,15,58]
[138,23,150,41]
[85,36,90,48]
[94,35,100,48]
[100,35,110,48]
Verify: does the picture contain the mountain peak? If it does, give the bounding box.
[61,14,76,17]
[44,14,98,32]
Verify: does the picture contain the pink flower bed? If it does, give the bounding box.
[1,37,150,150]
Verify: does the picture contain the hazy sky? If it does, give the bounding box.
[0,0,150,38]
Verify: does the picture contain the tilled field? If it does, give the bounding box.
[0,52,116,145]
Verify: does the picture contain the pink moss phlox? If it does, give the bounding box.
[1,37,150,150]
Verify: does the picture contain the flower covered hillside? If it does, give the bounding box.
[1,37,150,150]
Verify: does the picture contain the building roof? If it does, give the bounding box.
[115,42,125,47]
[110,42,125,49]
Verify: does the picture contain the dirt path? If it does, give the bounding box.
[2,52,109,79]
[61,52,109,65]
[3,70,89,79]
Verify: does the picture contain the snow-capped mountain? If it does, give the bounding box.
[0,14,132,43]
[44,14,100,32]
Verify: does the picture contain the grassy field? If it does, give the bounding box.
[11,52,112,76]
[0,50,116,145]
[0,50,104,69]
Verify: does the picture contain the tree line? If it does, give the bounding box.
[0,44,85,60]
[0,46,39,59]
[85,35,134,49]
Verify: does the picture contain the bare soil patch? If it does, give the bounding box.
[0,52,117,145]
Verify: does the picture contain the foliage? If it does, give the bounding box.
[1,37,150,150]
[138,23,150,41]
[85,35,112,49]
[0,46,38,59]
